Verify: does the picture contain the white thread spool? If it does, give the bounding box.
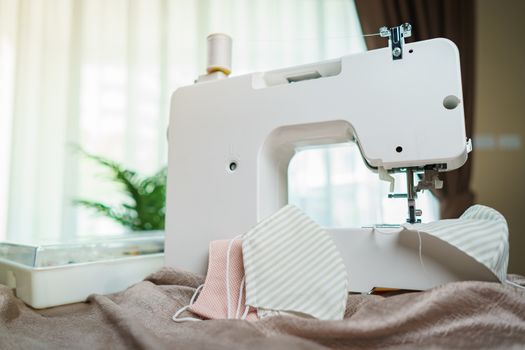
[206,33,232,76]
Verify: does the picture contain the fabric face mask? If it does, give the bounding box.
[242,205,348,320]
[406,204,509,282]
[188,239,257,321]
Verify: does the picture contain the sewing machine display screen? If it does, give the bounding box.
[288,143,439,227]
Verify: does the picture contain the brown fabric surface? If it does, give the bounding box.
[1,267,525,350]
[354,0,476,219]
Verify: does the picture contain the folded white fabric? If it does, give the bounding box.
[242,205,348,320]
[406,204,509,282]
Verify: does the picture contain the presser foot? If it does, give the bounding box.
[388,167,442,224]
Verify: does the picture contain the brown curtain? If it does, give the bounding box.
[355,0,476,219]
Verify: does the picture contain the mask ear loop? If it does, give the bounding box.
[235,275,245,318]
[235,275,252,320]
[506,279,525,290]
[172,284,204,322]
[241,303,250,320]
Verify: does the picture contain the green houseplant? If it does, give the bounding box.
[75,150,167,231]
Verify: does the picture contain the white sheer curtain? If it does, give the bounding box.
[0,0,365,242]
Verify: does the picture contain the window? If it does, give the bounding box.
[0,0,436,242]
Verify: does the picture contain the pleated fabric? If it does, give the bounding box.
[242,205,348,320]
[407,205,509,282]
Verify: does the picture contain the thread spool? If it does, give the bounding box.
[206,33,232,76]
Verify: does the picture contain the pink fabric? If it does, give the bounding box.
[189,239,257,321]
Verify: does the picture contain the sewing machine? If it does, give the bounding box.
[165,26,498,292]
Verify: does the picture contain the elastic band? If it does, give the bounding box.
[506,279,525,290]
[172,284,204,322]
[241,305,250,320]
[235,275,246,319]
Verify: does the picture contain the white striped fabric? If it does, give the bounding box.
[406,205,509,282]
[242,205,348,321]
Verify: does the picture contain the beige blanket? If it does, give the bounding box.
[1,268,524,350]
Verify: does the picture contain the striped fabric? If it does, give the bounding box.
[242,205,348,320]
[406,205,509,282]
[189,239,257,320]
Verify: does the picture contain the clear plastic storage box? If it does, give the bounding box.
[0,232,164,308]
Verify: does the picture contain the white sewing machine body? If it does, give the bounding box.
[165,38,495,291]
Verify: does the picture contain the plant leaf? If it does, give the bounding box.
[73,147,166,231]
